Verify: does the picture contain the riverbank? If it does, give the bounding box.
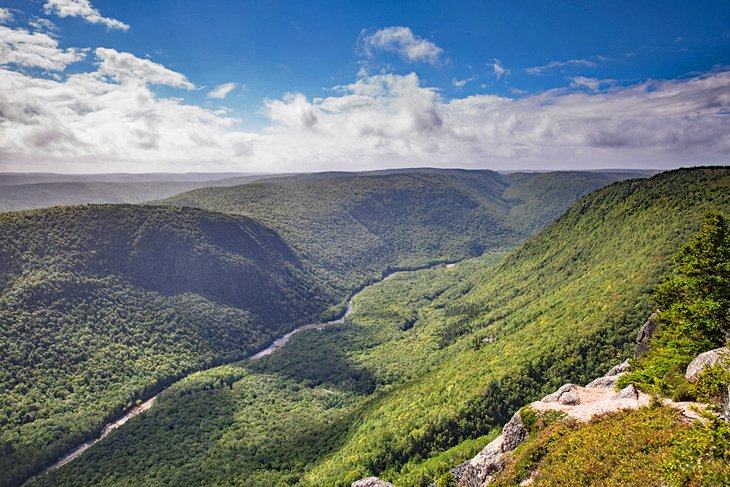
[29,259,460,483]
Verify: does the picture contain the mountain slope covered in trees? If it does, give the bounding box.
[0,205,330,486]
[35,167,730,486]
[0,170,639,486]
[159,169,642,298]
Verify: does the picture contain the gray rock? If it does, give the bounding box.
[352,477,395,487]
[542,383,578,403]
[721,386,730,422]
[459,412,529,486]
[586,375,619,389]
[558,390,581,405]
[685,347,729,381]
[501,412,528,452]
[460,435,505,487]
[617,384,638,400]
[634,312,660,359]
[607,359,631,376]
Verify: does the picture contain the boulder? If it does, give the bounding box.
[542,383,577,403]
[685,347,728,381]
[585,375,619,389]
[607,359,630,376]
[634,312,660,359]
[558,390,580,405]
[617,384,639,400]
[352,478,395,487]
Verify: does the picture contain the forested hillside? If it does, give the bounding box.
[160,169,640,299]
[36,167,730,486]
[0,205,330,486]
[0,169,639,486]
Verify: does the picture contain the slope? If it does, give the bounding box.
[159,169,641,300]
[0,205,328,487]
[36,167,730,486]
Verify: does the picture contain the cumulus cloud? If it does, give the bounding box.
[0,8,14,24]
[526,57,597,75]
[491,59,509,79]
[94,48,195,88]
[207,82,238,99]
[0,25,86,71]
[361,26,443,65]
[29,17,58,33]
[1,47,728,172]
[43,0,129,31]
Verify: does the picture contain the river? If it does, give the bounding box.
[33,261,457,480]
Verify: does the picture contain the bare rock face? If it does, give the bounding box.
[459,411,528,487]
[634,312,660,359]
[351,477,395,487]
[685,347,729,381]
[542,383,578,403]
[501,411,529,452]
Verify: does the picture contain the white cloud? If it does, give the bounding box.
[452,76,476,88]
[0,8,14,24]
[491,58,509,79]
[207,82,238,99]
[569,76,617,91]
[94,48,195,89]
[526,58,597,75]
[0,51,728,172]
[361,26,443,65]
[29,17,58,33]
[0,25,86,71]
[43,0,129,31]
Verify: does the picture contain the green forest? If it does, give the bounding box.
[28,167,730,486]
[1,169,635,486]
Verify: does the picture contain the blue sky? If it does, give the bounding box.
[0,0,728,172]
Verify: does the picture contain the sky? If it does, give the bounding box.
[0,0,729,173]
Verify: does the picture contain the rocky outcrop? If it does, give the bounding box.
[607,359,630,376]
[541,383,578,403]
[458,361,645,486]
[685,347,728,381]
[634,312,660,359]
[459,411,528,487]
[351,477,395,487]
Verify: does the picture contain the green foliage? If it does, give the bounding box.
[436,472,457,487]
[34,168,730,486]
[692,355,730,404]
[159,170,639,297]
[3,169,624,485]
[494,405,730,487]
[0,205,330,486]
[620,210,730,397]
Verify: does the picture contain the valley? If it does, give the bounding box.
[1,169,641,486]
[8,167,729,486]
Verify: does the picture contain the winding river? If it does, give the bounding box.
[34,261,457,480]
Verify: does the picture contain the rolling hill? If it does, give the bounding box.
[0,169,649,485]
[33,167,730,486]
[0,205,330,486]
